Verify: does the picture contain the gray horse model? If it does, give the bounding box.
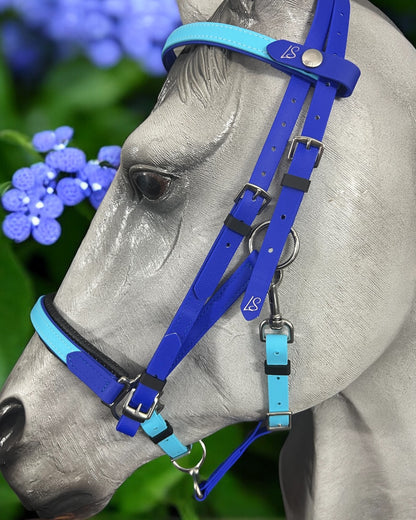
[1,0,415,519]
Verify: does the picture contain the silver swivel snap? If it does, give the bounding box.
[171,440,207,499]
[248,221,299,343]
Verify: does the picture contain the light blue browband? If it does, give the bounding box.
[162,21,360,97]
[31,0,359,501]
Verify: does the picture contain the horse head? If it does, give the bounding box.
[1,1,415,519]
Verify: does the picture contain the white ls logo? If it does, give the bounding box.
[243,296,262,312]
[280,44,300,59]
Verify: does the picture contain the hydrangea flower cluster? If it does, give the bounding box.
[1,126,121,245]
[0,0,181,75]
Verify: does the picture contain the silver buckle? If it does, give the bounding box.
[266,411,292,431]
[106,374,160,422]
[122,388,160,423]
[106,375,140,420]
[288,136,325,167]
[234,183,272,213]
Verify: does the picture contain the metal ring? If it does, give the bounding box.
[248,221,300,269]
[171,440,207,473]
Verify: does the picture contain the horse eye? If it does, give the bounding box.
[129,168,174,201]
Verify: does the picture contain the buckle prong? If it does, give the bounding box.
[122,388,160,423]
[105,373,160,422]
[266,411,293,431]
[234,183,272,213]
[288,135,325,167]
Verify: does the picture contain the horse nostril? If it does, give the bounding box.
[0,397,25,459]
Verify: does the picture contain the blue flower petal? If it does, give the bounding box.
[46,147,87,173]
[32,130,57,153]
[12,167,36,190]
[32,217,61,245]
[2,212,32,242]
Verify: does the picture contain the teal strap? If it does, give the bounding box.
[31,296,81,363]
[141,411,190,459]
[265,334,291,429]
[32,296,189,460]
[162,22,276,70]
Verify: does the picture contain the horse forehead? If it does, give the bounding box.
[122,80,242,172]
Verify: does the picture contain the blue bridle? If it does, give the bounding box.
[31,0,359,501]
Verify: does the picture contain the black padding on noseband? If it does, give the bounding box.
[264,359,291,376]
[150,421,174,444]
[43,293,125,378]
[281,174,311,192]
[224,214,252,237]
[141,371,166,393]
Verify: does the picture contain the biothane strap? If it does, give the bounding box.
[117,0,358,437]
[31,251,258,455]
[196,333,290,501]
[241,0,353,320]
[162,23,359,97]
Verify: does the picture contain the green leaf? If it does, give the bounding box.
[0,52,17,129]
[0,233,34,385]
[110,456,185,515]
[0,476,24,520]
[38,58,150,121]
[0,182,12,196]
[0,129,41,160]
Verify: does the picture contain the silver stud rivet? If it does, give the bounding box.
[302,49,323,68]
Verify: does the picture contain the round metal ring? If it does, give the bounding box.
[248,221,300,269]
[171,440,207,473]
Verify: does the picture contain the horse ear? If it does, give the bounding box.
[176,0,224,23]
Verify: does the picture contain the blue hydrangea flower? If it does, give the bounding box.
[32,126,75,152]
[2,126,121,245]
[0,0,181,74]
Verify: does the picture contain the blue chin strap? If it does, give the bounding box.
[30,0,359,501]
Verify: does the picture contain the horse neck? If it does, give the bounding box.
[281,302,416,520]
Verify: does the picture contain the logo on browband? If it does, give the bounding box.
[280,44,300,59]
[243,296,262,312]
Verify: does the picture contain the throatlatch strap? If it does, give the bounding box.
[196,332,291,501]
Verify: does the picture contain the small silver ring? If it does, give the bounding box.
[248,221,300,269]
[171,440,207,473]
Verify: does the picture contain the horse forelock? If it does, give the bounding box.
[156,0,258,108]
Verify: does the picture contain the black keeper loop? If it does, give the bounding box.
[264,359,291,376]
[150,421,173,444]
[140,372,166,393]
[281,174,311,193]
[224,214,252,237]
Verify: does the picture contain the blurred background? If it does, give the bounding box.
[0,1,415,519]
